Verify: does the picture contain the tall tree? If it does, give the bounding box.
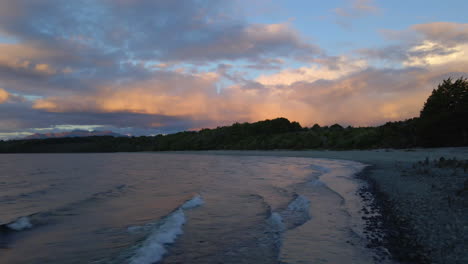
[419,78,468,146]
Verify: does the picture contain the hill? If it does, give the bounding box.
[24,130,125,139]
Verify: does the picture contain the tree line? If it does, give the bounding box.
[0,78,466,153]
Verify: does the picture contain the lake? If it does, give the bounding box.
[0,153,385,263]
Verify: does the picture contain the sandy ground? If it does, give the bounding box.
[176,148,468,264]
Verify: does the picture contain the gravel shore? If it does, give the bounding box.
[181,148,468,264]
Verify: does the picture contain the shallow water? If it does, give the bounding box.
[0,153,385,263]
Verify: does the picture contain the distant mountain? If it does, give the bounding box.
[24,130,126,139]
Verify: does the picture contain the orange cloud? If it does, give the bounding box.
[34,64,56,75]
[0,43,73,77]
[33,71,221,117]
[256,56,367,86]
[32,59,467,128]
[0,88,9,103]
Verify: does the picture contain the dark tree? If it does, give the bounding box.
[419,77,468,146]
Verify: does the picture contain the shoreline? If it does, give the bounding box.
[174,148,467,264]
[356,165,430,264]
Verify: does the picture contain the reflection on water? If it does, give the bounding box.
[0,153,387,264]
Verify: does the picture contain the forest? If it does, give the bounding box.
[0,78,466,153]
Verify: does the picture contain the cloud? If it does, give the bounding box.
[0,100,195,136]
[0,88,9,103]
[403,41,468,67]
[400,23,468,67]
[32,70,221,118]
[34,64,56,75]
[29,58,467,129]
[359,22,468,69]
[0,1,466,138]
[243,58,285,70]
[334,0,380,27]
[0,0,320,101]
[256,56,367,86]
[411,22,468,46]
[0,40,119,95]
[19,20,468,131]
[0,43,58,77]
[156,22,320,61]
[335,0,379,16]
[0,1,318,65]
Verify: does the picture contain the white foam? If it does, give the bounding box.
[268,212,285,232]
[7,216,33,231]
[130,209,185,264]
[181,195,204,210]
[287,195,310,213]
[128,195,204,264]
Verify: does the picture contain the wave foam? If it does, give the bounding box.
[264,195,311,255]
[308,164,331,174]
[287,195,310,213]
[268,212,285,232]
[129,209,185,264]
[7,216,33,231]
[271,195,311,231]
[181,195,204,210]
[128,195,204,264]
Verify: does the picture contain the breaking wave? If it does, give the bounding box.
[127,195,204,264]
[279,194,311,230]
[264,194,311,234]
[180,195,204,210]
[4,216,33,231]
[267,212,285,233]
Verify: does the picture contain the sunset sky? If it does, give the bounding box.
[0,0,467,138]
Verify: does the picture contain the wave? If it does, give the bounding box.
[129,209,185,264]
[254,194,311,261]
[1,213,41,233]
[268,212,285,232]
[286,195,310,212]
[0,186,53,203]
[127,195,204,264]
[307,164,331,174]
[180,195,204,210]
[3,216,33,231]
[266,194,311,236]
[1,184,130,233]
[267,211,285,251]
[278,194,311,230]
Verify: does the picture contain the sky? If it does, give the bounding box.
[0,0,467,139]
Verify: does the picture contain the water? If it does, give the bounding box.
[0,153,386,263]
